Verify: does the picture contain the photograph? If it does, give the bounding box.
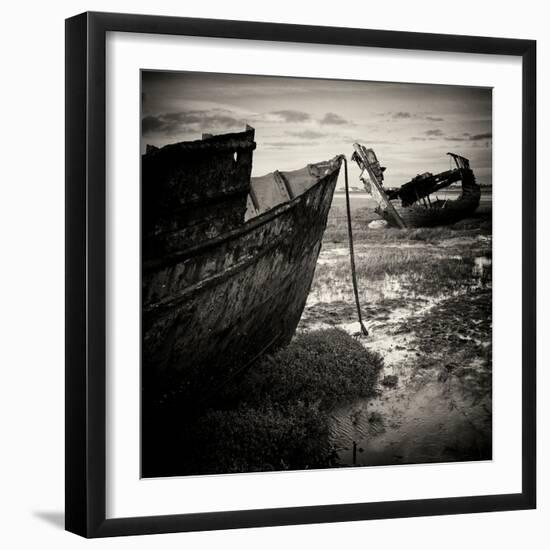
[140,70,493,478]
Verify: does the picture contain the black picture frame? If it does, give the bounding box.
[65,11,536,538]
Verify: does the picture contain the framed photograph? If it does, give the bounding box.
[65,11,536,537]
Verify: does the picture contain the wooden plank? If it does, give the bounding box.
[352,144,407,228]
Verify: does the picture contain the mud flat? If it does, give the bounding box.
[297,194,492,467]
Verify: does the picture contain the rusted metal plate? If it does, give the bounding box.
[352,144,481,228]
[377,190,481,227]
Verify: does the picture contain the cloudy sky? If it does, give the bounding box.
[142,71,492,188]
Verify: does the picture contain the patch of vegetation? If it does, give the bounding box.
[311,247,486,298]
[190,401,332,474]
[143,329,383,477]
[355,249,475,282]
[381,374,398,388]
[323,204,492,246]
[223,329,383,409]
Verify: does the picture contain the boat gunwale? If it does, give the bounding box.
[143,159,342,273]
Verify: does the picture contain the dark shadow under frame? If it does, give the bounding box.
[65,11,536,538]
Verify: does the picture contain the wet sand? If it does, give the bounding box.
[297,192,492,467]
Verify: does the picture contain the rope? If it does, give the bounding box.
[342,156,369,336]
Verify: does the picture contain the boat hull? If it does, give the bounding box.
[142,162,340,401]
[142,127,256,254]
[378,190,481,228]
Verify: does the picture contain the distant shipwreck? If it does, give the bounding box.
[142,126,342,401]
[351,144,481,228]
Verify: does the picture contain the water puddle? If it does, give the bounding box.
[331,374,491,467]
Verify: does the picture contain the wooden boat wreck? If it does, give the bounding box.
[351,143,481,228]
[142,126,342,402]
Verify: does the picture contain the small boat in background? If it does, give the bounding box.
[352,144,481,228]
[142,126,342,401]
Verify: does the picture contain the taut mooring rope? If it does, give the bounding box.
[342,155,369,336]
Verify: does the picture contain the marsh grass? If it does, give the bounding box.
[312,248,487,299]
[222,329,383,408]
[324,205,492,245]
[313,207,492,302]
[355,249,475,281]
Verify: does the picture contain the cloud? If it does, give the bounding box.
[141,109,248,136]
[265,141,319,149]
[288,130,325,140]
[270,110,311,122]
[142,115,169,135]
[142,109,243,136]
[392,111,412,119]
[470,132,492,141]
[442,132,492,142]
[320,112,348,125]
[344,137,393,145]
[380,112,445,122]
[425,129,444,137]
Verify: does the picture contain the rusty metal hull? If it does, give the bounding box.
[378,190,481,228]
[352,144,482,229]
[142,162,340,400]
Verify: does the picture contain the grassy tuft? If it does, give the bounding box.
[323,202,491,245]
[225,329,383,409]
